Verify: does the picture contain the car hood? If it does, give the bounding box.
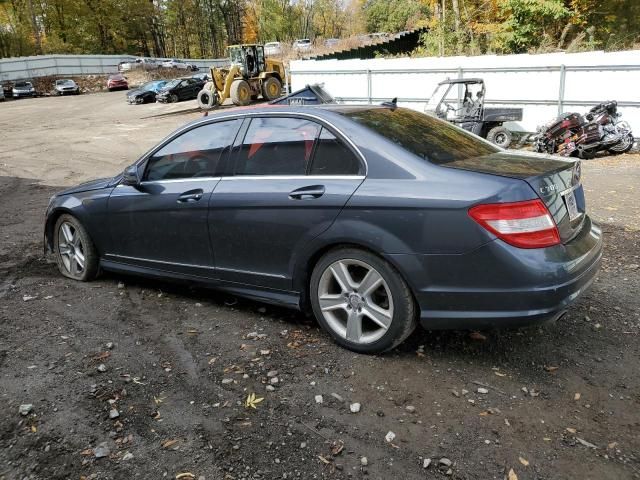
[127,88,149,96]
[57,177,115,196]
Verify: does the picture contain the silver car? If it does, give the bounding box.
[12,81,36,98]
[264,41,282,56]
[54,79,80,95]
[0,88,5,101]
[293,39,312,51]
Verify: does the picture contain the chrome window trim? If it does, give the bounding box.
[140,176,222,185]
[116,175,365,187]
[221,175,365,181]
[143,111,369,177]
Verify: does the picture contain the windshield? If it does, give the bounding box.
[57,80,74,85]
[15,82,32,88]
[425,83,454,111]
[163,79,180,89]
[344,107,500,165]
[229,47,243,64]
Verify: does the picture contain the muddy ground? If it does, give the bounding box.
[0,94,639,480]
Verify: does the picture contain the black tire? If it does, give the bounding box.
[608,133,635,154]
[169,93,179,103]
[230,79,251,106]
[309,248,417,354]
[261,76,281,101]
[197,87,217,110]
[487,126,513,148]
[53,214,99,281]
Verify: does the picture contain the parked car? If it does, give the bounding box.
[0,88,4,101]
[53,79,80,95]
[43,105,602,354]
[293,39,312,51]
[190,72,211,82]
[264,41,282,56]
[161,59,196,70]
[120,57,159,72]
[126,80,169,104]
[107,74,129,91]
[156,77,204,103]
[324,38,340,48]
[12,81,36,98]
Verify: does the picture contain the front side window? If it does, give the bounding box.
[235,117,320,175]
[145,119,241,181]
[309,128,363,175]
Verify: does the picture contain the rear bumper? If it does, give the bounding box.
[387,215,603,330]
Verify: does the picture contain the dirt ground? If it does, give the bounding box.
[0,94,639,480]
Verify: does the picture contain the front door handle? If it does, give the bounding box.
[289,185,325,200]
[177,189,204,203]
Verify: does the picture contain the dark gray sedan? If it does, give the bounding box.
[44,105,602,353]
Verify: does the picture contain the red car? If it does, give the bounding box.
[107,74,129,92]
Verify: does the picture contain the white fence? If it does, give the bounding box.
[290,50,640,133]
[0,54,228,82]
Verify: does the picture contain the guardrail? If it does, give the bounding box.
[0,54,228,82]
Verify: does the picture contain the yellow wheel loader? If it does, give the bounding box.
[197,44,285,109]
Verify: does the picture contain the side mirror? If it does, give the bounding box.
[122,165,140,186]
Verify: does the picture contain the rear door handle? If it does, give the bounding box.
[289,185,325,200]
[177,189,204,203]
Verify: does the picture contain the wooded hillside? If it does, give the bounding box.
[1,0,638,59]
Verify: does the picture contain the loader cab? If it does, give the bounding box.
[228,44,266,79]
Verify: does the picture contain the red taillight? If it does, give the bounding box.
[468,199,560,249]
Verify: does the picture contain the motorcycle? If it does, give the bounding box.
[534,101,634,159]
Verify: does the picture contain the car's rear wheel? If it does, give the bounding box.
[53,214,99,281]
[310,248,417,353]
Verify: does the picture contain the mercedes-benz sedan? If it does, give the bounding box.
[44,105,602,353]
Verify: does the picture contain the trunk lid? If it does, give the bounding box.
[445,151,585,242]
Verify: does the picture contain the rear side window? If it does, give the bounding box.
[344,107,499,164]
[235,117,320,175]
[145,119,241,181]
[309,128,362,175]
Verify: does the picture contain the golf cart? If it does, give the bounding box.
[425,78,522,148]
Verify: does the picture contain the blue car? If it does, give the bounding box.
[126,80,169,104]
[44,105,602,353]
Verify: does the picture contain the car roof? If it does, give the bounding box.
[185,104,391,130]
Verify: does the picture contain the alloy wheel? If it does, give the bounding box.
[317,259,394,345]
[58,221,86,277]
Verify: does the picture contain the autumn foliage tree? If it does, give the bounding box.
[0,0,638,58]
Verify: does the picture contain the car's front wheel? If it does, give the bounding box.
[53,214,99,281]
[310,248,417,353]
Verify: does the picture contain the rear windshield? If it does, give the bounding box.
[344,107,500,164]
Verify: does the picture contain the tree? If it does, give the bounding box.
[363,0,428,33]
[497,0,570,53]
